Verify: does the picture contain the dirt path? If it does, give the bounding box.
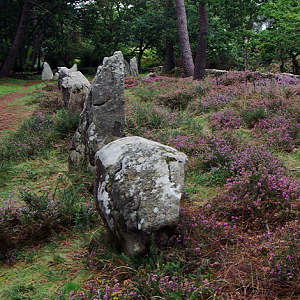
[0,81,41,135]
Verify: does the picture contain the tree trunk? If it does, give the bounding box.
[194,4,208,80]
[0,0,31,77]
[30,6,44,71]
[163,0,175,73]
[30,31,43,71]
[244,39,249,71]
[164,38,175,72]
[292,53,300,75]
[175,0,194,77]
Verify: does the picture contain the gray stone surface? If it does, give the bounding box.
[53,72,59,80]
[130,57,138,77]
[94,136,188,256]
[57,66,90,113]
[69,51,126,170]
[41,62,53,80]
[62,71,90,113]
[124,59,130,77]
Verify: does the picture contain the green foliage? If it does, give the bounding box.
[242,108,267,128]
[259,0,300,70]
[53,109,80,138]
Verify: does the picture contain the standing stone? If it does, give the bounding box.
[70,63,78,72]
[57,66,90,113]
[41,62,53,80]
[57,67,71,90]
[124,59,130,77]
[94,136,188,256]
[69,51,126,170]
[130,57,139,77]
[62,71,90,113]
[53,72,59,81]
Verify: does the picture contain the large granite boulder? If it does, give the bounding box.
[94,136,188,256]
[69,51,126,169]
[57,66,90,113]
[41,62,53,80]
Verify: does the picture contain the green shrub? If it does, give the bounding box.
[242,108,267,128]
[53,109,80,137]
[157,88,195,110]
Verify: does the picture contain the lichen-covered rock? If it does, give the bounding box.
[94,136,188,256]
[62,71,90,113]
[41,62,53,80]
[69,51,126,170]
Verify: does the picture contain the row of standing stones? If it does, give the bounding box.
[42,52,188,256]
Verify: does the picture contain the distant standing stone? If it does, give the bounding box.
[94,136,188,256]
[130,57,139,77]
[41,62,53,80]
[60,69,90,113]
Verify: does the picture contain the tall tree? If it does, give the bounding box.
[0,0,31,77]
[175,0,194,76]
[194,3,208,80]
[259,0,300,73]
[163,0,176,72]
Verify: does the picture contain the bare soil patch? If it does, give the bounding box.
[0,81,41,134]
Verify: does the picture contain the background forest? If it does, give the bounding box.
[1,0,300,78]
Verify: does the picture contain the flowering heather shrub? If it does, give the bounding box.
[201,136,236,172]
[209,110,242,131]
[157,87,196,110]
[141,75,177,85]
[187,89,231,113]
[263,220,300,284]
[126,102,181,135]
[142,130,206,157]
[38,85,64,113]
[210,168,300,229]
[201,135,285,183]
[242,108,267,128]
[177,207,236,255]
[133,75,178,102]
[216,70,260,86]
[124,77,139,88]
[275,74,300,86]
[0,111,55,160]
[253,115,300,151]
[67,275,216,300]
[0,107,80,161]
[0,186,97,255]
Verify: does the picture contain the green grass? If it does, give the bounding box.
[0,84,25,97]
[0,78,43,97]
[0,233,94,300]
[0,150,68,204]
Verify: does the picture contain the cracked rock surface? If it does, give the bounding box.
[69,51,125,170]
[94,136,188,256]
